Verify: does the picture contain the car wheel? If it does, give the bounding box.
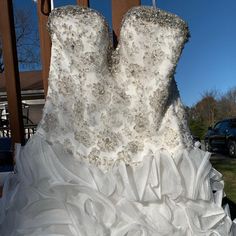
[228,141,236,158]
[205,140,212,152]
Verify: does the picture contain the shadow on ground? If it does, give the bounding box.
[0,138,13,172]
[223,197,236,220]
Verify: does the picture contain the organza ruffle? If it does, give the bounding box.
[0,134,234,235]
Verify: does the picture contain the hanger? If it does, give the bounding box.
[51,0,54,10]
[152,0,157,8]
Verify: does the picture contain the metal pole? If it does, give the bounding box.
[51,0,54,10]
[112,0,141,47]
[37,0,51,96]
[0,0,25,145]
[152,0,157,8]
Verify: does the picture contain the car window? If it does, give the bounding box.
[230,121,236,128]
[218,121,229,132]
[214,122,222,130]
[213,121,229,133]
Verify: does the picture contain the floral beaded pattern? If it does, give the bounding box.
[38,6,193,171]
[2,6,233,236]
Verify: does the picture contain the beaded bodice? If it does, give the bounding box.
[1,6,234,235]
[38,6,193,170]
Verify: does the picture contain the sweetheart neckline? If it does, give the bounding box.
[48,5,189,38]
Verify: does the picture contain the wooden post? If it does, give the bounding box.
[0,0,25,145]
[77,0,90,7]
[112,0,140,46]
[37,0,51,96]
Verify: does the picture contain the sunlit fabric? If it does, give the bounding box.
[0,5,235,235]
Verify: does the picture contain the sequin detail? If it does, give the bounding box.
[38,5,193,171]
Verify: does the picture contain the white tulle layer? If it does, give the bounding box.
[0,133,234,236]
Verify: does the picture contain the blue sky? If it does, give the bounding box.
[15,0,236,106]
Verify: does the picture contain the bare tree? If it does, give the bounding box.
[0,6,39,73]
[187,90,219,139]
[187,87,236,139]
[197,95,218,126]
[195,90,219,126]
[218,87,236,119]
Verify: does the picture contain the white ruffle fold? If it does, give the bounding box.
[0,134,234,235]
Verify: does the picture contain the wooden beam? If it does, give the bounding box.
[112,0,140,46]
[37,0,51,96]
[0,71,43,92]
[77,0,90,7]
[0,70,42,80]
[0,0,25,145]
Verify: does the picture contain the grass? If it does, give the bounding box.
[211,159,236,202]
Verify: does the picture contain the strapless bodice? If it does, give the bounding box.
[38,6,192,170]
[0,5,234,236]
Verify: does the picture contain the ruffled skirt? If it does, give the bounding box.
[0,133,235,235]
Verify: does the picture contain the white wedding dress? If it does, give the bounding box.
[0,5,235,236]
